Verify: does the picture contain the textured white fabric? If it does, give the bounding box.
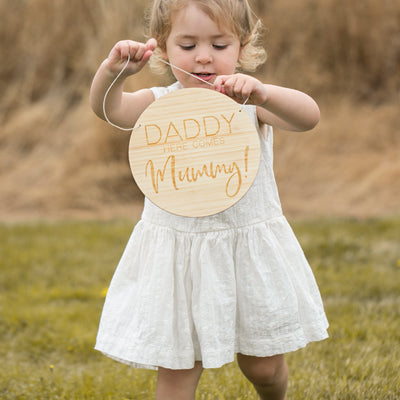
[95,82,329,370]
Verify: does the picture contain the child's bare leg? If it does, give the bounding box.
[155,361,203,400]
[237,353,288,400]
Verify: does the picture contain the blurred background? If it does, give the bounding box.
[0,0,399,221]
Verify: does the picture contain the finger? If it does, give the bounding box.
[131,43,146,62]
[108,41,124,61]
[240,81,255,102]
[141,38,157,63]
[145,38,157,52]
[215,75,232,93]
[213,75,228,92]
[233,78,246,99]
[119,40,133,60]
[224,77,240,98]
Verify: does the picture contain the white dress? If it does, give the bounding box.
[95,82,329,370]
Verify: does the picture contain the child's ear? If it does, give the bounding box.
[241,33,251,48]
[160,47,168,60]
[239,34,250,59]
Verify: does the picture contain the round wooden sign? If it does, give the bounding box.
[129,88,260,217]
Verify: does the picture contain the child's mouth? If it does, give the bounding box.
[193,73,214,82]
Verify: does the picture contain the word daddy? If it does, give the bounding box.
[144,113,235,146]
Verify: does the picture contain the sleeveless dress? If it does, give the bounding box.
[95,82,329,370]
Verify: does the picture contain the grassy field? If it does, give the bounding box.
[0,218,399,399]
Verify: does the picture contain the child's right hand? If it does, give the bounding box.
[105,38,157,76]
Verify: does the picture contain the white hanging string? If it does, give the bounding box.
[102,54,136,131]
[156,55,250,107]
[155,56,215,87]
[102,53,249,131]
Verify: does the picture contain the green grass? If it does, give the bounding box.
[0,218,399,399]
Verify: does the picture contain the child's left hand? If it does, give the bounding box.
[214,74,267,106]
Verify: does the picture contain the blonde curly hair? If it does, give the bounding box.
[146,0,266,74]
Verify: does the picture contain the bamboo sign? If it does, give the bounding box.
[129,88,260,217]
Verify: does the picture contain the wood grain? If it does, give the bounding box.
[129,88,260,217]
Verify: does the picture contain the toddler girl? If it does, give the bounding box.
[90,1,328,399]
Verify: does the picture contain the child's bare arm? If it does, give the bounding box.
[89,39,157,128]
[214,74,320,132]
[256,84,320,131]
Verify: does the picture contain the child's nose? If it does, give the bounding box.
[195,47,212,64]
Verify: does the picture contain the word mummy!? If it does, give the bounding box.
[145,146,250,198]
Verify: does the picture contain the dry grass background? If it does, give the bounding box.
[0,0,399,220]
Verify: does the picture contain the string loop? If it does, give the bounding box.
[102,53,249,131]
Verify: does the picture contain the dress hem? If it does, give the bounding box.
[94,325,329,370]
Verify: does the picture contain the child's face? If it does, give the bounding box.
[163,1,242,88]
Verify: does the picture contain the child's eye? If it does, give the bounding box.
[213,44,228,50]
[180,44,195,50]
